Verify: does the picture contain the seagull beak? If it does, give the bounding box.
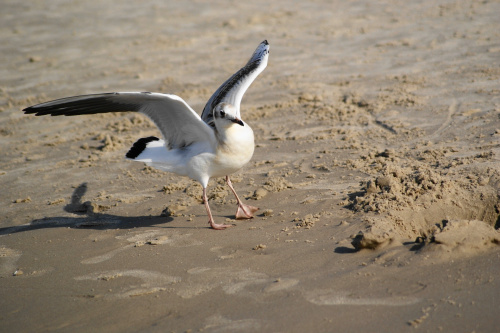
[231,118,244,126]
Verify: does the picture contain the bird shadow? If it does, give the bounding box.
[0,183,204,236]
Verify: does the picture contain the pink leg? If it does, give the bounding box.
[203,187,232,230]
[226,176,259,220]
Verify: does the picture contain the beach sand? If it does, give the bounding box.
[1,0,500,331]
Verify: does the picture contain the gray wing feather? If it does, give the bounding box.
[23,92,215,149]
[201,40,269,127]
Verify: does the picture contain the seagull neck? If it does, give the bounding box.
[215,122,254,153]
[214,126,232,146]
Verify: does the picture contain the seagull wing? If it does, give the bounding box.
[201,40,269,127]
[23,92,215,149]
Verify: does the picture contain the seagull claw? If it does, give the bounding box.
[235,203,259,220]
[209,221,233,230]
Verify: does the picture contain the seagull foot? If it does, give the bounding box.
[235,203,259,220]
[209,221,233,230]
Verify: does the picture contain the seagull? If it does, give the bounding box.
[23,40,270,230]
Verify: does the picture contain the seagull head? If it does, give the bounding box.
[213,103,244,127]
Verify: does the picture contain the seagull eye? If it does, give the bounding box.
[220,110,226,117]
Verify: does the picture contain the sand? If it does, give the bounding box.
[1,0,500,331]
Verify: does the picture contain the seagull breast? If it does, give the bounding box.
[212,121,255,178]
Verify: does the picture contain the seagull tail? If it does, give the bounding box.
[126,136,161,160]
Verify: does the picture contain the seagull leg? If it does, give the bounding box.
[203,187,232,230]
[226,176,259,219]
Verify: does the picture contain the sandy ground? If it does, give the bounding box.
[1,0,500,331]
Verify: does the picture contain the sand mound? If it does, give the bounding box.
[349,152,500,251]
[428,220,500,254]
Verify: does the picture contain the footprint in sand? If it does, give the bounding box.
[176,266,299,299]
[306,290,420,306]
[81,230,201,264]
[81,244,136,264]
[262,278,299,292]
[0,246,22,277]
[177,267,269,299]
[203,314,262,332]
[74,269,180,298]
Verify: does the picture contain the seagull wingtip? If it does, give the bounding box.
[22,107,41,115]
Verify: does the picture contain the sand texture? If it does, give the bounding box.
[1,0,500,331]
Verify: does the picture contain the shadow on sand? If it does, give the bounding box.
[0,183,208,236]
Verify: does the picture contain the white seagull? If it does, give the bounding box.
[23,40,270,230]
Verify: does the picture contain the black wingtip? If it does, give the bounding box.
[126,136,159,159]
[22,107,62,116]
[23,104,60,116]
[23,106,36,115]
